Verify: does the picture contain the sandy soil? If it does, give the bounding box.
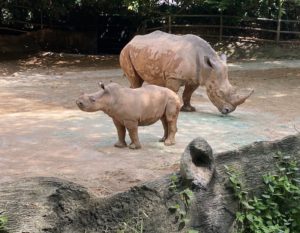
[0,52,299,197]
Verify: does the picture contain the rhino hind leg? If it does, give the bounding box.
[120,59,144,88]
[164,119,177,146]
[164,101,180,146]
[159,116,168,142]
[127,73,144,88]
[181,82,199,112]
[165,78,182,93]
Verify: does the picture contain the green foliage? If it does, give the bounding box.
[187,229,199,233]
[2,0,300,27]
[123,0,161,14]
[168,173,195,231]
[117,210,149,233]
[225,151,300,233]
[168,188,194,228]
[0,212,7,232]
[0,0,128,29]
[169,173,180,191]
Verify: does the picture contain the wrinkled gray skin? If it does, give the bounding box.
[120,30,254,114]
[76,82,181,149]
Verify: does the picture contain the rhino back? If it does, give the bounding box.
[124,31,219,84]
[108,84,175,126]
[132,31,217,57]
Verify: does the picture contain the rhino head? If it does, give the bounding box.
[203,54,253,114]
[76,82,108,112]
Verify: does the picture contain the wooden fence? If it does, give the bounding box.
[141,14,300,44]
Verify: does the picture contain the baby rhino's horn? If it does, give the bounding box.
[98,82,105,89]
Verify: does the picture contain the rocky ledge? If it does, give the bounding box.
[0,134,299,233]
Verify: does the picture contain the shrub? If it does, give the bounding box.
[226,151,300,233]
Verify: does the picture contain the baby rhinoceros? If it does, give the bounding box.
[76,82,181,149]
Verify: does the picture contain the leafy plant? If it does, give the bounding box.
[225,151,300,233]
[168,173,195,231]
[117,209,148,233]
[0,211,7,232]
[187,229,199,233]
[169,173,179,192]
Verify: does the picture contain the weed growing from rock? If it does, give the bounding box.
[168,173,196,231]
[226,151,300,233]
[0,211,7,233]
[117,209,149,233]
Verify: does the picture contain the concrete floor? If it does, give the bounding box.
[0,55,299,196]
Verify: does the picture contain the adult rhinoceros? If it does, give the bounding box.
[120,30,253,114]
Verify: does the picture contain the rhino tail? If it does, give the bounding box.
[120,47,144,88]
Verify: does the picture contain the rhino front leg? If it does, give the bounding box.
[124,121,141,149]
[127,128,141,149]
[164,119,177,146]
[113,119,127,148]
[181,82,199,112]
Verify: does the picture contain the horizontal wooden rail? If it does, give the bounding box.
[142,14,300,44]
[279,30,300,34]
[2,13,300,45]
[223,25,278,33]
[171,24,220,28]
[170,14,300,24]
[171,14,221,18]
[0,27,29,33]
[145,26,164,32]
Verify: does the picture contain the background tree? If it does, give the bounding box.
[1,0,300,31]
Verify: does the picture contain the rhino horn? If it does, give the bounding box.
[230,88,254,106]
[220,54,227,63]
[98,82,105,89]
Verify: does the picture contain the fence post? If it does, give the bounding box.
[168,15,172,33]
[276,1,282,43]
[276,19,281,43]
[219,12,223,42]
[40,9,43,29]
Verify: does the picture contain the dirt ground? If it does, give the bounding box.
[0,52,299,197]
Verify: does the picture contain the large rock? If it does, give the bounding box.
[0,134,299,233]
[189,134,300,233]
[180,137,215,188]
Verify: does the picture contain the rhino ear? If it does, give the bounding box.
[89,96,96,103]
[220,54,227,63]
[204,56,215,69]
[98,82,105,90]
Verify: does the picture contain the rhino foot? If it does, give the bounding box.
[181,105,196,112]
[129,143,142,149]
[164,139,175,146]
[159,137,166,142]
[114,141,127,148]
